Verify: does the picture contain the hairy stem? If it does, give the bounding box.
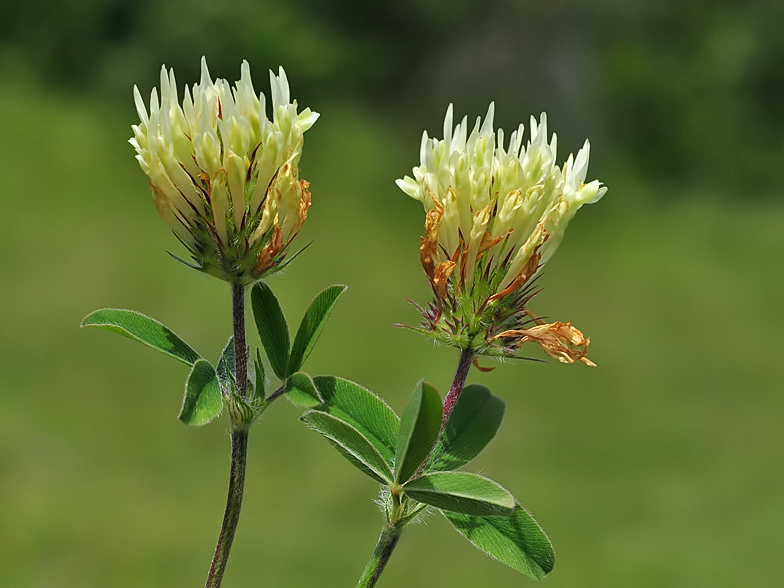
[204,284,251,588]
[204,427,249,588]
[442,348,474,424]
[232,283,248,397]
[355,523,403,588]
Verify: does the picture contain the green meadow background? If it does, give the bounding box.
[2,1,783,586]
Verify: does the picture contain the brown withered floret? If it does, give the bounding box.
[432,260,457,299]
[291,180,311,236]
[487,247,542,304]
[495,317,595,366]
[254,224,284,274]
[419,203,443,281]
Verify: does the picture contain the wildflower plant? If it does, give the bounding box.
[291,104,605,586]
[82,59,343,588]
[83,60,604,588]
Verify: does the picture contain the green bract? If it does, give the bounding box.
[216,336,238,389]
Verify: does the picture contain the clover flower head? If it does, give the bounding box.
[397,104,606,363]
[129,57,319,284]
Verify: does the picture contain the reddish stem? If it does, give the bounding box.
[442,348,474,425]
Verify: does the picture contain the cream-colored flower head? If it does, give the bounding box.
[130,57,319,284]
[397,104,605,363]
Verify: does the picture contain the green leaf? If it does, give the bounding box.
[301,411,393,484]
[216,336,236,390]
[179,359,223,426]
[444,503,555,580]
[81,308,200,366]
[428,384,505,472]
[394,381,443,483]
[313,376,400,466]
[286,372,322,408]
[252,348,266,399]
[288,285,346,374]
[251,282,290,379]
[403,472,515,516]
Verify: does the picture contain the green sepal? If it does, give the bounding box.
[444,503,555,580]
[286,372,322,408]
[264,241,311,276]
[394,381,443,483]
[251,282,290,380]
[403,471,515,516]
[301,410,393,484]
[81,308,200,366]
[288,285,346,375]
[245,376,255,400]
[312,376,400,466]
[216,336,237,390]
[428,384,505,472]
[179,359,223,426]
[253,348,266,400]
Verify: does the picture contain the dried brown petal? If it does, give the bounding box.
[254,224,284,274]
[477,231,509,255]
[486,249,541,304]
[420,204,443,280]
[433,260,457,299]
[291,180,311,236]
[472,358,496,372]
[515,321,595,366]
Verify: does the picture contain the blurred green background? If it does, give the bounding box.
[1,1,783,586]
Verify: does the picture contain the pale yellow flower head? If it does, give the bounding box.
[397,103,605,292]
[397,104,605,361]
[130,57,319,284]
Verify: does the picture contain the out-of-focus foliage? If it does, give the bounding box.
[2,0,784,194]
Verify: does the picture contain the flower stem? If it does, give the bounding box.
[204,426,249,588]
[204,284,251,588]
[442,348,474,424]
[355,523,403,588]
[232,283,248,398]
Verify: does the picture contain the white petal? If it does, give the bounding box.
[200,56,212,88]
[443,103,454,151]
[133,85,148,124]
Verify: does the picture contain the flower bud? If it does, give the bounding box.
[130,58,319,284]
